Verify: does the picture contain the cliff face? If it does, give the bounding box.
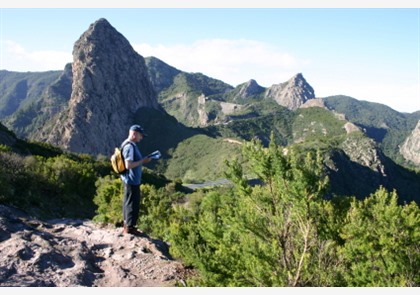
[400,120,420,165]
[264,73,315,110]
[39,18,160,155]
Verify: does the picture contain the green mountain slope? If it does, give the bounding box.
[0,67,70,138]
[146,56,234,127]
[1,67,420,205]
[164,134,243,183]
[324,95,420,167]
[0,70,62,116]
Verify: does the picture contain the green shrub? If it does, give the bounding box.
[93,175,123,225]
[339,188,420,286]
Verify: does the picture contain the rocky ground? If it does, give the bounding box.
[0,205,192,287]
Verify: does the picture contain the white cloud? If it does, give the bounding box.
[365,83,420,113]
[133,38,310,87]
[316,80,420,113]
[1,40,72,72]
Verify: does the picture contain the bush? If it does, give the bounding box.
[93,175,123,225]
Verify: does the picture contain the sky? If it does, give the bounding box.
[0,1,419,113]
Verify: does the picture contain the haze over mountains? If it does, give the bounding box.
[1,18,420,204]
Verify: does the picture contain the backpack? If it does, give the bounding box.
[110,142,134,174]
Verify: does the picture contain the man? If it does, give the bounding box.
[121,124,151,235]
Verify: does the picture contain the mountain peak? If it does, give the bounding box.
[264,73,315,110]
[235,79,265,99]
[292,72,304,80]
[92,17,111,26]
[41,18,160,155]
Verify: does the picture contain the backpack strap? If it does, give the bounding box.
[119,141,136,174]
[121,141,135,150]
[120,141,136,160]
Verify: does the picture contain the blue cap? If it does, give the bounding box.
[130,124,148,136]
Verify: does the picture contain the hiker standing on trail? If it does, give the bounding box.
[120,124,151,235]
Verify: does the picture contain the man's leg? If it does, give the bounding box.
[123,184,141,234]
[123,183,134,226]
[130,185,141,227]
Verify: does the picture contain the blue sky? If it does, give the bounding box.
[0,2,419,113]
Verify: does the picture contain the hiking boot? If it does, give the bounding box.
[123,225,146,237]
[127,226,144,236]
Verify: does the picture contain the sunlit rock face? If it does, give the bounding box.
[265,73,315,110]
[42,18,159,155]
[400,120,420,165]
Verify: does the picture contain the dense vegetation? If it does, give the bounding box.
[1,133,419,286]
[92,135,420,286]
[0,109,420,287]
[0,140,108,219]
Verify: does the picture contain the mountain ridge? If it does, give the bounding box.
[0,18,419,204]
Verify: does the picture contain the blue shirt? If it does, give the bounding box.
[120,140,143,185]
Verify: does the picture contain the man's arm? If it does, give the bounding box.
[125,157,151,169]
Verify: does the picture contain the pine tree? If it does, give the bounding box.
[168,134,340,286]
[339,187,420,286]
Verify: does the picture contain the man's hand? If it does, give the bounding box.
[142,157,152,164]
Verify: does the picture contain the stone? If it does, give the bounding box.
[0,205,191,287]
